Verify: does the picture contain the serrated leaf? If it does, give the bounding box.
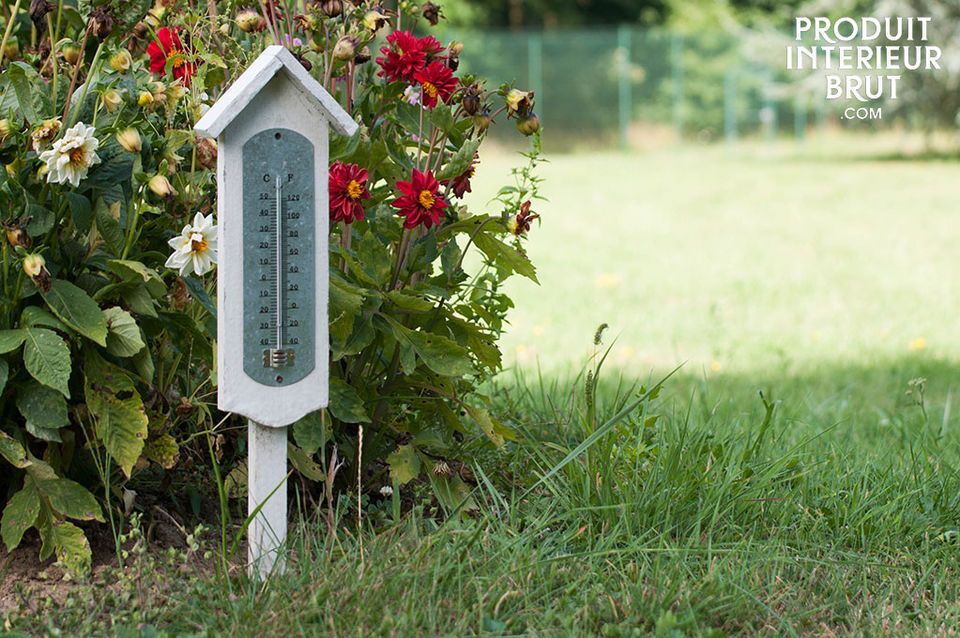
[103,307,145,357]
[0,431,29,468]
[0,329,26,354]
[106,260,165,296]
[329,377,370,424]
[41,521,92,576]
[41,280,108,346]
[22,327,71,398]
[385,317,474,377]
[330,278,364,359]
[438,139,481,181]
[387,291,434,313]
[17,382,69,431]
[387,445,420,485]
[473,232,538,283]
[292,410,328,454]
[39,479,103,522]
[1,483,40,551]
[21,306,69,332]
[84,352,148,477]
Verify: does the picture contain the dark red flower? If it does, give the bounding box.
[443,155,477,199]
[414,61,458,109]
[329,161,371,224]
[376,30,425,83]
[147,27,195,85]
[392,169,447,229]
[508,200,539,236]
[418,34,444,57]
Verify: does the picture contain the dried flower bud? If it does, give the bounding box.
[505,89,534,116]
[87,7,115,38]
[31,118,60,152]
[515,111,540,136]
[363,9,389,33]
[295,53,312,72]
[421,1,442,25]
[195,137,217,170]
[23,253,50,291]
[433,461,453,477]
[354,46,372,65]
[332,35,357,61]
[235,8,262,33]
[116,128,142,153]
[472,109,492,133]
[2,218,31,250]
[29,0,55,27]
[508,200,539,235]
[461,83,482,116]
[295,13,319,31]
[148,174,177,198]
[109,49,132,72]
[319,0,343,18]
[102,89,122,112]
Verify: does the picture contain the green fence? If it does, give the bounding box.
[440,26,858,150]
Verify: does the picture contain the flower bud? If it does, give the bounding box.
[319,0,343,18]
[3,39,19,60]
[363,9,388,33]
[167,81,186,103]
[0,119,11,140]
[332,35,357,61]
[102,89,122,112]
[354,46,372,65]
[109,49,132,72]
[22,253,45,278]
[138,90,155,107]
[515,111,540,136]
[472,110,492,133]
[506,89,534,115]
[195,137,217,170]
[235,8,261,33]
[148,174,177,198]
[116,128,142,153]
[2,218,31,250]
[219,23,230,36]
[461,83,482,116]
[61,41,82,65]
[449,41,464,56]
[30,118,61,151]
[295,13,319,31]
[421,1,441,25]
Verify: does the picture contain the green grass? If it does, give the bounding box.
[6,134,960,636]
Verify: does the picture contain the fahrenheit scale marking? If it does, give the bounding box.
[242,128,316,386]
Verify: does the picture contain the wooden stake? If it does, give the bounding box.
[247,420,288,578]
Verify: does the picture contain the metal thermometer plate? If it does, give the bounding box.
[242,128,315,386]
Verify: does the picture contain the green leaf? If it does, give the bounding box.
[465,405,514,447]
[385,317,474,377]
[428,472,478,514]
[329,377,370,424]
[143,433,179,469]
[387,445,421,485]
[1,483,40,551]
[0,432,29,468]
[287,443,324,481]
[41,280,108,346]
[103,307,145,357]
[438,139,481,181]
[84,352,148,477]
[292,410,327,455]
[21,306,69,333]
[330,278,364,359]
[22,327,72,398]
[6,62,41,123]
[95,199,125,256]
[473,233,538,283]
[17,382,69,441]
[0,359,8,394]
[40,521,92,576]
[0,329,26,354]
[387,291,434,313]
[39,479,104,522]
[107,260,166,296]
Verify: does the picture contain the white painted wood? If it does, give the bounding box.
[195,45,358,139]
[247,420,288,578]
[210,67,332,428]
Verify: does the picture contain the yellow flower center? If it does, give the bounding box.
[422,81,438,99]
[191,236,208,253]
[418,189,435,209]
[346,179,362,200]
[68,147,86,165]
[169,49,186,68]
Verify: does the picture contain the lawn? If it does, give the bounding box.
[5,134,960,637]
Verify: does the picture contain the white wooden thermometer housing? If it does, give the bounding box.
[195,46,357,577]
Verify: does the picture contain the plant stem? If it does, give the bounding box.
[0,0,24,68]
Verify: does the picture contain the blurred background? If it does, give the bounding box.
[445,0,960,379]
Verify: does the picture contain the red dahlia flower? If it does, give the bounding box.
[418,34,445,57]
[148,27,196,85]
[329,161,371,224]
[392,169,447,229]
[414,61,458,109]
[443,156,478,199]
[376,31,426,83]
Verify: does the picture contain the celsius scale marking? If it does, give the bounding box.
[242,128,315,386]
